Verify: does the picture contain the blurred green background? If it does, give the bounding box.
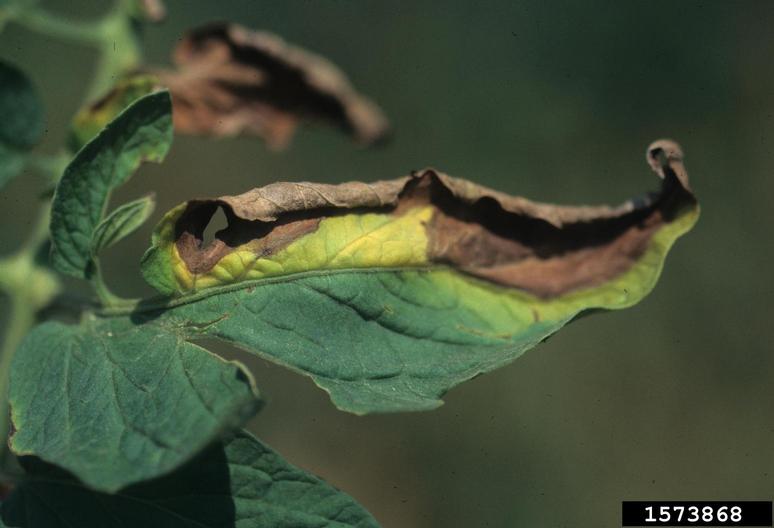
[2,1,773,526]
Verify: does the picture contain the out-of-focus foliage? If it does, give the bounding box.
[0,61,44,189]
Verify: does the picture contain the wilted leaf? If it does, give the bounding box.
[9,318,261,492]
[134,140,699,413]
[70,74,164,151]
[2,431,379,528]
[50,91,172,278]
[92,194,156,255]
[0,61,44,189]
[152,22,390,149]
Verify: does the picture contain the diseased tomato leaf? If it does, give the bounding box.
[134,139,699,413]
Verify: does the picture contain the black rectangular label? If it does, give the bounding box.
[622,501,772,526]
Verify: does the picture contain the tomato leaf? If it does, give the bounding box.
[9,318,261,492]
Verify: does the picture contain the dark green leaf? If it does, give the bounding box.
[49,91,172,278]
[0,61,44,189]
[92,194,156,255]
[2,431,379,528]
[9,318,261,492]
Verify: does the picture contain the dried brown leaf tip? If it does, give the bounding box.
[133,0,166,23]
[151,22,390,149]
[142,139,699,299]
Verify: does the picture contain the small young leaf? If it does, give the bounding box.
[92,194,156,255]
[9,318,261,492]
[0,61,44,189]
[135,140,699,413]
[2,431,379,528]
[151,22,390,149]
[50,91,172,279]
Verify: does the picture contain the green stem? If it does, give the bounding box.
[12,6,104,44]
[91,261,138,309]
[26,152,70,186]
[6,2,142,101]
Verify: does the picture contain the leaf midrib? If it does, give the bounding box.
[98,265,446,317]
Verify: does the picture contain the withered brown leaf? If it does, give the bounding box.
[151,22,390,149]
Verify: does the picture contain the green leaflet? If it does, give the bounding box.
[92,194,156,254]
[2,430,379,528]
[8,318,261,492]
[0,61,44,189]
[49,91,172,278]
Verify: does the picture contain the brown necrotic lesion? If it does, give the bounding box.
[420,173,688,297]
[173,202,322,274]
[168,140,695,298]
